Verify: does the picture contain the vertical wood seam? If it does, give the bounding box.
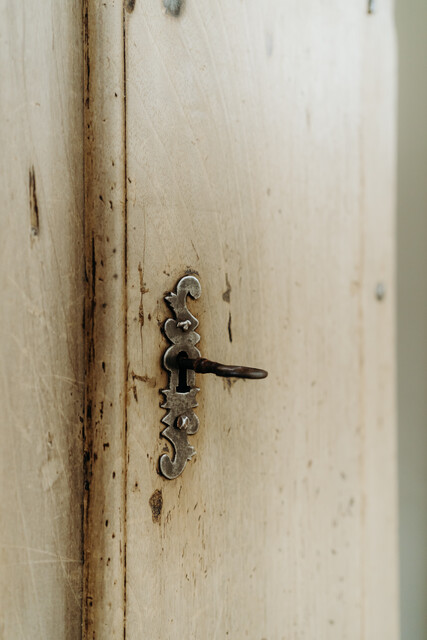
[122,4,128,637]
[82,0,127,635]
[82,3,91,635]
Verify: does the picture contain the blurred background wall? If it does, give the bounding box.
[396,0,427,638]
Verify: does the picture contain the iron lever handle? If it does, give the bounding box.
[178,356,268,380]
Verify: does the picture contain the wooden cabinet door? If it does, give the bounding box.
[1,1,398,638]
[84,1,398,639]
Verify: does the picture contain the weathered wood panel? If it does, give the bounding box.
[82,0,127,637]
[122,1,398,639]
[4,1,394,638]
[0,1,84,637]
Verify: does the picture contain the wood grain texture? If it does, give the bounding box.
[0,1,84,637]
[82,0,127,637]
[123,1,398,638]
[2,1,396,637]
[359,9,398,637]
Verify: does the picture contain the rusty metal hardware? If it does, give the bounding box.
[178,356,267,379]
[159,274,268,480]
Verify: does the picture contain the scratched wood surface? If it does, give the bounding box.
[122,1,398,638]
[0,0,398,638]
[82,0,127,638]
[0,1,84,638]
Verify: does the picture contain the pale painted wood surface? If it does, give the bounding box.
[0,1,398,638]
[0,1,84,638]
[82,1,127,637]
[123,1,398,639]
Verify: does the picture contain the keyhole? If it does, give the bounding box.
[176,351,190,393]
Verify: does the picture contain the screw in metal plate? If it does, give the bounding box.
[176,415,189,431]
[177,320,191,331]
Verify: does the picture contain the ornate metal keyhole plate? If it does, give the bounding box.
[159,274,267,480]
[159,275,201,480]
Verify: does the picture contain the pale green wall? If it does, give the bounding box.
[396,0,427,638]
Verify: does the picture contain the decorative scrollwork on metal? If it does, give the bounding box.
[159,275,201,479]
[159,274,267,479]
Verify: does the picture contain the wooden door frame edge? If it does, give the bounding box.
[83,1,128,636]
